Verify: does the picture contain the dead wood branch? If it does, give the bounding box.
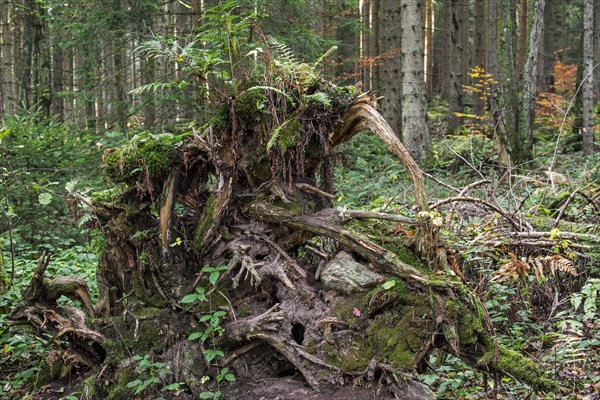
[332,97,428,212]
[509,231,600,243]
[431,196,526,231]
[337,209,420,225]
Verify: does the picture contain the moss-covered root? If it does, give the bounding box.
[481,346,556,393]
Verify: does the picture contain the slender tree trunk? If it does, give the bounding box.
[440,0,452,99]
[474,0,488,115]
[0,0,16,115]
[487,0,499,80]
[594,0,600,102]
[378,0,402,137]
[497,0,516,166]
[582,0,596,155]
[400,0,430,161]
[361,0,371,90]
[424,0,434,98]
[517,0,545,162]
[51,38,65,121]
[20,2,33,109]
[539,0,555,92]
[371,0,381,92]
[447,0,464,134]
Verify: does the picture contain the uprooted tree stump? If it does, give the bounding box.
[11,75,555,399]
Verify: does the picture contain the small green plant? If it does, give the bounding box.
[180,263,234,399]
[126,354,183,398]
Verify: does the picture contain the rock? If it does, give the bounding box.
[321,251,384,294]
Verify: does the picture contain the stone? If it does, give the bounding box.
[321,251,384,294]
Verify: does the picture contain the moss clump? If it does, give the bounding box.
[275,119,304,150]
[235,89,267,123]
[103,132,185,189]
[106,366,135,400]
[492,347,556,392]
[193,195,217,253]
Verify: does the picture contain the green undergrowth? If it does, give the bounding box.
[334,122,599,397]
[0,242,99,397]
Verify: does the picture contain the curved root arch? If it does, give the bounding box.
[332,97,429,212]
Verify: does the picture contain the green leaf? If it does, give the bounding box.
[382,280,396,290]
[209,271,219,285]
[38,192,52,205]
[224,373,235,382]
[126,379,142,388]
[188,331,203,341]
[180,294,199,304]
[200,392,214,399]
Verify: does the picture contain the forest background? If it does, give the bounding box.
[0,0,599,399]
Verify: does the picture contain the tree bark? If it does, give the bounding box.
[400,0,430,161]
[0,0,16,115]
[474,0,488,115]
[582,0,596,155]
[378,0,402,137]
[517,0,545,162]
[447,0,464,134]
[498,0,517,166]
[424,0,434,98]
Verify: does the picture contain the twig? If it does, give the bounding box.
[445,179,491,227]
[337,209,420,225]
[481,240,591,250]
[422,171,460,193]
[509,231,600,243]
[552,188,580,228]
[430,196,523,231]
[294,182,335,199]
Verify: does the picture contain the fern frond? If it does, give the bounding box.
[246,86,296,107]
[304,92,332,107]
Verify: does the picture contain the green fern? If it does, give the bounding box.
[304,92,331,107]
[245,86,296,107]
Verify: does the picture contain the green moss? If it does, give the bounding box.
[103,132,184,189]
[339,339,372,372]
[276,119,304,150]
[341,219,426,271]
[106,366,135,400]
[492,347,556,392]
[193,195,217,253]
[235,89,267,123]
[82,374,97,397]
[210,104,231,131]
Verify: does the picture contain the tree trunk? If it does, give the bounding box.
[424,0,434,98]
[51,37,65,121]
[516,0,528,73]
[497,0,517,166]
[378,0,402,137]
[447,0,464,134]
[400,0,430,161]
[473,0,487,115]
[439,0,452,99]
[0,0,16,115]
[517,0,545,162]
[487,0,499,80]
[539,0,555,92]
[594,0,600,101]
[371,0,381,92]
[582,0,596,155]
[361,0,371,90]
